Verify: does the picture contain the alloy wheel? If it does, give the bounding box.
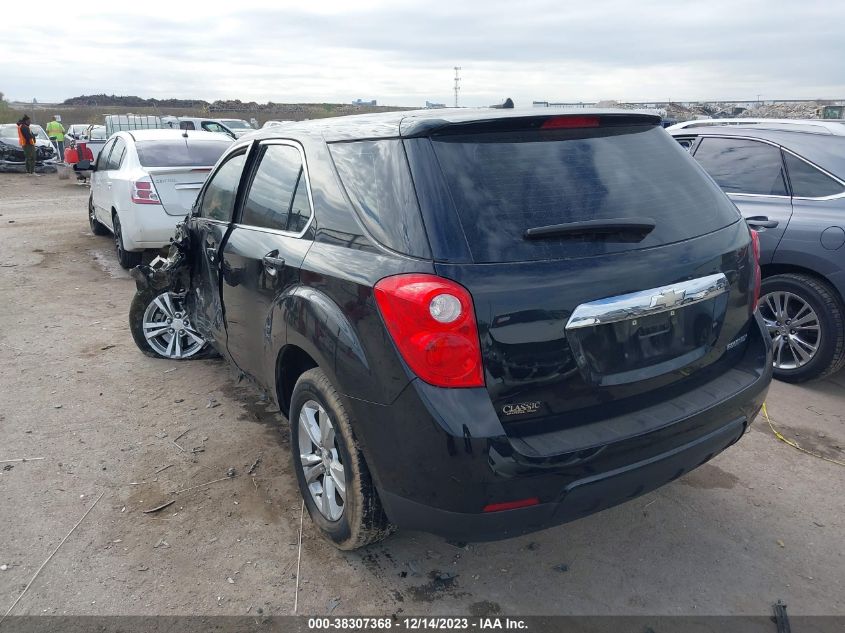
[759,291,821,370]
[142,292,206,359]
[298,400,346,521]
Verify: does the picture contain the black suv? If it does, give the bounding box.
[129,109,772,550]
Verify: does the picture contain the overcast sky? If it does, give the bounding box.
[3,0,843,107]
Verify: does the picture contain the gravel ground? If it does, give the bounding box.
[0,173,843,618]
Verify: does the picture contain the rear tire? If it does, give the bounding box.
[759,273,845,383]
[289,368,393,550]
[113,212,142,269]
[88,196,109,236]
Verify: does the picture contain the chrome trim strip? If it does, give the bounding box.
[565,273,729,330]
[728,193,791,200]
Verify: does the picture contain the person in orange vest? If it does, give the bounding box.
[17,115,38,175]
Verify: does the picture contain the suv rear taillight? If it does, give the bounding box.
[374,274,484,388]
[131,177,161,205]
[750,229,761,312]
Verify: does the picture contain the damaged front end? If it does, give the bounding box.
[128,220,213,360]
[129,220,192,294]
[0,141,59,173]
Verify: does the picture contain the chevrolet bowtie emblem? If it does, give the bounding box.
[650,288,685,308]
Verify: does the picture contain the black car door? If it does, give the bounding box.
[220,140,314,390]
[692,136,793,264]
[187,147,249,350]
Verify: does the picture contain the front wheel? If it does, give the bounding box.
[289,368,394,550]
[129,289,209,360]
[759,273,845,382]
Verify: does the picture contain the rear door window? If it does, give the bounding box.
[427,125,740,263]
[693,137,788,196]
[287,172,312,233]
[107,137,126,170]
[180,121,196,130]
[783,152,845,198]
[199,152,247,222]
[239,144,301,231]
[96,139,115,171]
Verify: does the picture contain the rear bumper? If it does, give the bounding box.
[348,312,772,542]
[118,204,182,251]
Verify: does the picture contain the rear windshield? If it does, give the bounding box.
[430,126,741,262]
[135,140,231,168]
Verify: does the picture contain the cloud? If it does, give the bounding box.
[2,0,843,105]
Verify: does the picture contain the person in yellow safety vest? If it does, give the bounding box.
[17,115,38,176]
[46,115,66,157]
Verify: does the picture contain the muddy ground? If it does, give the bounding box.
[0,173,843,617]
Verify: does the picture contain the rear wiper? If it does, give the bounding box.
[524,217,656,240]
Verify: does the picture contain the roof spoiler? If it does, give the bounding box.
[401,112,662,138]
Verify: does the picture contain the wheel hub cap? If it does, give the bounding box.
[141,292,206,359]
[298,401,346,522]
[759,290,821,371]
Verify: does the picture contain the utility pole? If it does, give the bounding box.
[453,66,462,108]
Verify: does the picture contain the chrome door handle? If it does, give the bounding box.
[746,216,779,230]
[262,253,286,276]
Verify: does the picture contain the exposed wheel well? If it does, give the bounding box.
[761,264,843,305]
[276,345,318,417]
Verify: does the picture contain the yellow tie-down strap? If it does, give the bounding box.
[762,402,845,468]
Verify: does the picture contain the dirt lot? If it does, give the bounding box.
[1,173,843,618]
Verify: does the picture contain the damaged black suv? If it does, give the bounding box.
[129,109,772,550]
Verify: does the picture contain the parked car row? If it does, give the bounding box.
[117,109,773,550]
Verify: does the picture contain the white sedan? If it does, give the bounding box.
[88,129,233,268]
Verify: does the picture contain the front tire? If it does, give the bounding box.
[129,289,209,360]
[88,196,109,236]
[759,273,845,382]
[113,213,142,269]
[289,368,393,550]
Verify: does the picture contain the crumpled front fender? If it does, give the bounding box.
[129,220,192,293]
